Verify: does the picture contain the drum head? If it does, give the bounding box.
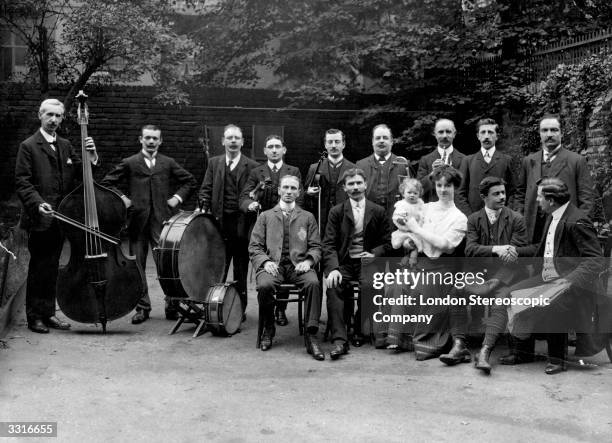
[177,213,226,301]
[220,285,243,335]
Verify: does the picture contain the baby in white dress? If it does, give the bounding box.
[392,178,425,267]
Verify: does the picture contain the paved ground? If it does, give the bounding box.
[1,258,611,442]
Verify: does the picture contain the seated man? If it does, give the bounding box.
[497,178,603,375]
[439,176,533,373]
[323,168,392,359]
[248,175,324,361]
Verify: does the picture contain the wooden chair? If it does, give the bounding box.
[256,283,305,348]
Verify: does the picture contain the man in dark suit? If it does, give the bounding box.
[355,124,411,215]
[514,114,595,243]
[198,124,259,315]
[304,129,356,234]
[323,168,392,359]
[240,134,302,216]
[456,118,515,216]
[499,178,603,374]
[439,177,532,373]
[416,118,466,203]
[101,125,196,323]
[15,98,98,333]
[249,175,324,360]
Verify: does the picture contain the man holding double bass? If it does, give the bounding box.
[15,98,98,334]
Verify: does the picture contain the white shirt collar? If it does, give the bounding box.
[226,153,241,165]
[481,146,496,158]
[268,160,283,170]
[484,206,501,222]
[328,155,344,166]
[350,197,365,208]
[376,153,391,162]
[40,128,56,143]
[551,201,569,221]
[279,201,295,212]
[437,145,454,157]
[141,148,157,160]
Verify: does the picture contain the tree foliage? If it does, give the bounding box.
[1,0,195,112]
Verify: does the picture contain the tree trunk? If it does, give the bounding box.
[62,63,100,116]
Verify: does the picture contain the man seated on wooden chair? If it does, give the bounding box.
[248,175,324,360]
[439,176,532,373]
[322,168,392,359]
[495,177,604,375]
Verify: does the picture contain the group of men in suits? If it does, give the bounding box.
[15,98,605,374]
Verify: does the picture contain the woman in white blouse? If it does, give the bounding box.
[386,165,467,359]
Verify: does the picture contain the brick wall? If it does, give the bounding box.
[1,84,418,214]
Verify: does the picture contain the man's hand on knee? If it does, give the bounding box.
[263,261,279,277]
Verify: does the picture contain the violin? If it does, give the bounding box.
[55,91,144,332]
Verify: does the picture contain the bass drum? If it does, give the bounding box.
[155,211,226,300]
[203,283,244,336]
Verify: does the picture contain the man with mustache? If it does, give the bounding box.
[249,175,324,360]
[322,168,392,358]
[439,176,532,373]
[15,98,98,333]
[305,129,356,234]
[456,118,515,216]
[355,124,411,215]
[240,134,303,326]
[416,118,466,203]
[198,124,259,318]
[515,115,595,243]
[102,125,197,324]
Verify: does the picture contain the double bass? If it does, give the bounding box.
[55,91,144,332]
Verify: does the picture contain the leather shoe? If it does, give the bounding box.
[241,313,247,323]
[330,341,349,360]
[131,310,149,324]
[439,338,471,366]
[276,310,288,326]
[306,336,325,361]
[260,330,273,351]
[44,316,70,330]
[544,361,567,375]
[351,333,365,347]
[28,319,49,334]
[474,345,492,375]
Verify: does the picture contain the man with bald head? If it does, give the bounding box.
[355,124,411,215]
[416,118,466,203]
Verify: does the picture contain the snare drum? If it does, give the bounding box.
[204,283,244,336]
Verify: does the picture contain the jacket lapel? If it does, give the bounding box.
[548,148,569,178]
[529,152,542,183]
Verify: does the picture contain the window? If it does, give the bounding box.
[0,26,28,81]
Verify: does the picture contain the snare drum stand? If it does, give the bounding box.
[168,298,208,338]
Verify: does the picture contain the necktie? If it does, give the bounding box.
[378,156,385,164]
[283,208,293,218]
[442,150,448,165]
[272,165,278,173]
[49,143,56,152]
[543,152,551,164]
[227,159,233,170]
[484,151,491,163]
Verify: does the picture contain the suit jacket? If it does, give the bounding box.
[304,158,356,232]
[198,153,259,226]
[514,147,595,241]
[15,130,82,231]
[416,148,466,203]
[322,199,392,275]
[355,153,411,213]
[465,206,531,285]
[249,205,321,271]
[101,152,196,235]
[239,162,303,213]
[536,204,603,293]
[457,150,515,216]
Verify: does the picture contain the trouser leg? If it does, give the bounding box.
[26,224,63,322]
[130,224,152,312]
